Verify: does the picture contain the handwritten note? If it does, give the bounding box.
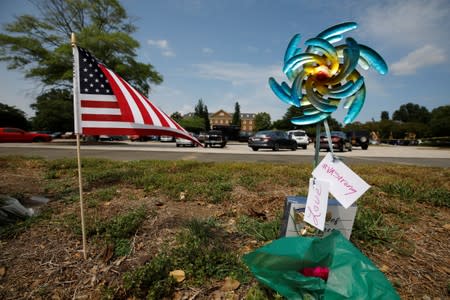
[304,178,329,231]
[312,153,370,208]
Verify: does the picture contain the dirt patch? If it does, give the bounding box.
[0,161,449,299]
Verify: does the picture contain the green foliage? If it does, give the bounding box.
[123,218,249,299]
[123,253,176,299]
[0,207,53,239]
[419,188,450,207]
[245,284,283,300]
[429,105,450,137]
[352,208,397,247]
[95,206,147,241]
[381,181,415,201]
[232,102,241,126]
[0,103,30,129]
[237,216,281,241]
[393,102,431,123]
[194,98,210,130]
[178,115,205,132]
[253,112,271,131]
[85,187,118,208]
[30,89,73,132]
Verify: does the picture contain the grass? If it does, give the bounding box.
[1,155,449,299]
[123,217,250,299]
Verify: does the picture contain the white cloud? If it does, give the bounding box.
[202,47,214,54]
[192,61,279,85]
[391,44,446,75]
[147,39,175,57]
[359,0,449,48]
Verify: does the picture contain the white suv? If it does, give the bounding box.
[288,130,309,149]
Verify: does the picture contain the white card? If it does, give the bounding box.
[304,178,329,231]
[312,153,370,208]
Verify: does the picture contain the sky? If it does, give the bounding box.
[0,0,449,124]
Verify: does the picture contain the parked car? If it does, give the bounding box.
[238,132,252,143]
[176,132,198,147]
[287,129,309,149]
[204,130,227,148]
[61,131,76,139]
[129,135,159,142]
[160,135,175,142]
[346,131,370,150]
[248,130,297,151]
[0,127,52,143]
[317,131,352,152]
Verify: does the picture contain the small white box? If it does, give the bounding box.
[280,196,357,239]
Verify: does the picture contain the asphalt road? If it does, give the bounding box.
[0,141,449,167]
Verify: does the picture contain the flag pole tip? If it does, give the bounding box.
[71,33,76,46]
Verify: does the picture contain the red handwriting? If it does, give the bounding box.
[321,163,357,195]
[306,182,322,225]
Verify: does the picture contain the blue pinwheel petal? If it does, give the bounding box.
[316,22,358,42]
[291,112,330,125]
[344,84,366,124]
[284,34,302,64]
[359,44,389,75]
[268,77,299,107]
[328,76,364,98]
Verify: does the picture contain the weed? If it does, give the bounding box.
[0,207,53,239]
[351,207,397,247]
[123,218,250,298]
[114,238,132,256]
[245,283,283,300]
[418,188,450,207]
[381,181,416,201]
[123,253,176,299]
[85,187,118,208]
[237,215,281,241]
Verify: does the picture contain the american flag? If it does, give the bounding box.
[73,46,201,145]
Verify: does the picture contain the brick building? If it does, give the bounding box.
[208,109,256,133]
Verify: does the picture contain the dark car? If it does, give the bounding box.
[346,131,370,150]
[204,130,227,148]
[317,131,352,152]
[0,127,52,143]
[248,130,297,151]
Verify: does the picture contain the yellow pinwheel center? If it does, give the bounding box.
[314,65,331,81]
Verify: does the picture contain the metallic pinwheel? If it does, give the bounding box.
[269,22,388,125]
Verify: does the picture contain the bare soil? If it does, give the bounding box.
[0,161,449,299]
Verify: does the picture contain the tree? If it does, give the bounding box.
[231,102,241,126]
[0,103,30,129]
[0,0,163,125]
[253,112,271,131]
[429,105,450,137]
[381,111,389,120]
[194,99,205,117]
[170,112,182,122]
[203,105,210,131]
[178,116,205,133]
[194,99,210,130]
[392,103,430,123]
[30,89,73,132]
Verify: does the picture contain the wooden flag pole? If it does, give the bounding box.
[71,33,87,259]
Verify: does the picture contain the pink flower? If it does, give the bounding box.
[300,267,329,281]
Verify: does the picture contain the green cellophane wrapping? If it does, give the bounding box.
[243,231,400,299]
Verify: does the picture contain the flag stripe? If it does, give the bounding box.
[122,80,162,127]
[80,107,121,115]
[81,114,124,122]
[81,100,119,108]
[117,75,154,125]
[99,65,135,122]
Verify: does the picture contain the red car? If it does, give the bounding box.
[0,127,53,143]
